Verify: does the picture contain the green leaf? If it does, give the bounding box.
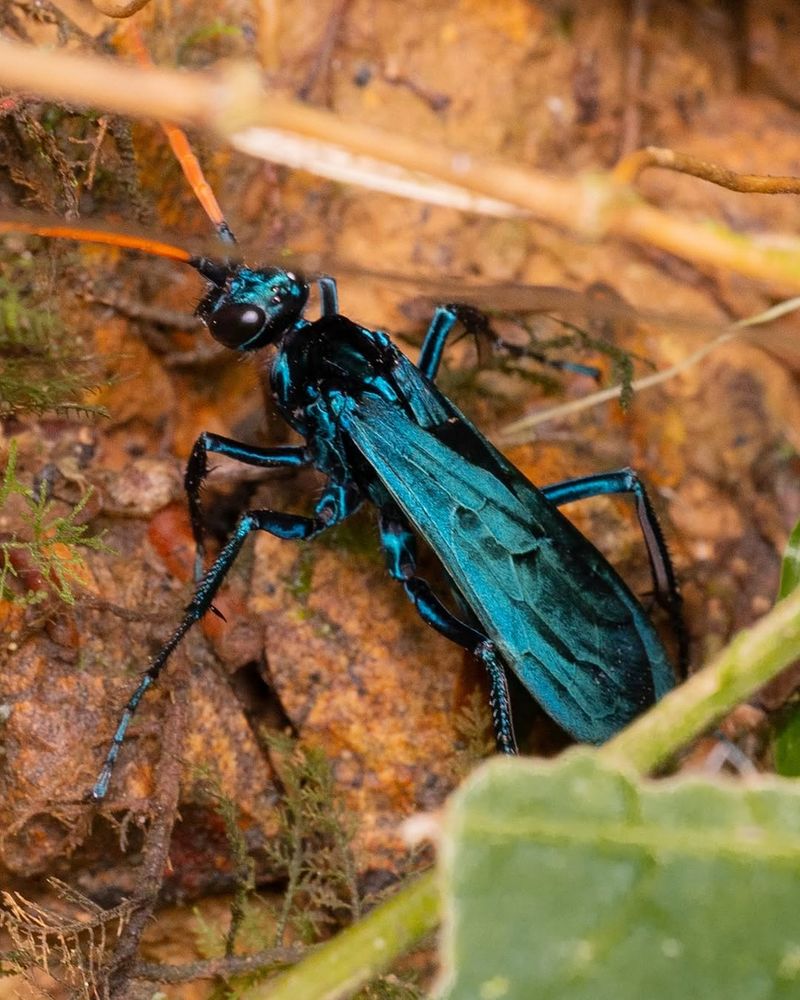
[439,751,800,1000]
[778,518,800,601]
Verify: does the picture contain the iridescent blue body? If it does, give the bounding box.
[92,260,682,799]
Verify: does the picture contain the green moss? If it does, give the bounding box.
[317,511,383,564]
[285,545,317,606]
[0,274,106,419]
[0,441,107,606]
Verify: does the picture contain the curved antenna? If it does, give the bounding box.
[0,213,194,263]
[0,214,236,291]
[121,25,237,246]
[160,120,237,245]
[1,30,238,269]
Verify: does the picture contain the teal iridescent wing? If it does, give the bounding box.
[342,358,674,743]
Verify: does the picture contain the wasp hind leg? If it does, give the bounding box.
[417,304,599,382]
[377,505,517,755]
[542,467,688,675]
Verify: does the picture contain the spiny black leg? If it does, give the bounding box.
[417,303,598,382]
[417,305,460,381]
[417,304,500,381]
[378,506,517,754]
[185,433,309,580]
[542,468,688,675]
[317,276,339,316]
[403,577,517,755]
[92,481,360,801]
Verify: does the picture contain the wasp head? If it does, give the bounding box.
[192,260,309,351]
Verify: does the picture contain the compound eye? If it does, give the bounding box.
[207,303,268,349]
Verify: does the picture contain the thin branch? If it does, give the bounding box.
[247,872,439,1000]
[132,946,302,983]
[498,295,800,441]
[601,585,800,773]
[89,0,152,17]
[499,327,737,441]
[619,0,649,157]
[615,145,800,192]
[296,0,353,103]
[1,39,800,289]
[103,657,190,998]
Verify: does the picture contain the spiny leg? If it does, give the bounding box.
[417,305,460,380]
[317,276,339,316]
[542,469,736,774]
[92,481,361,801]
[185,434,309,580]
[417,303,599,382]
[542,467,688,674]
[378,505,517,754]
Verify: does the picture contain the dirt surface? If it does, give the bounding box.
[2,0,800,995]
